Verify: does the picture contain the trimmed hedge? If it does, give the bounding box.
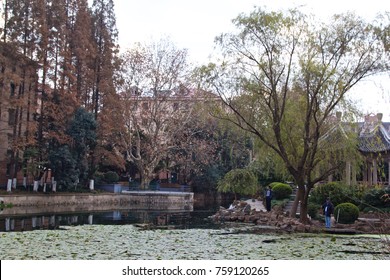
[270,182,292,200]
[334,202,359,224]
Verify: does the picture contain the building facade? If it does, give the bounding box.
[0,42,38,187]
[357,113,390,186]
[334,113,390,187]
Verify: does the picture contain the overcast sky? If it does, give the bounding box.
[114,0,390,121]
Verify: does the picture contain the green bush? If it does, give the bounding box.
[93,171,105,185]
[307,203,321,219]
[334,202,359,224]
[270,182,292,200]
[309,182,343,205]
[104,171,119,183]
[363,187,390,208]
[309,182,366,207]
[217,168,258,198]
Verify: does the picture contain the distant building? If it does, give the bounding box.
[326,112,390,186]
[0,42,39,187]
[357,113,390,186]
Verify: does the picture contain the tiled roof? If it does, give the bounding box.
[358,123,390,153]
[320,112,390,154]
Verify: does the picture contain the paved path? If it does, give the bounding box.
[244,199,267,212]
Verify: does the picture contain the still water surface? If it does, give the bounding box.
[0,207,217,232]
[0,207,389,260]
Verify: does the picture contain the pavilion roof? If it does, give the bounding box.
[358,122,390,153]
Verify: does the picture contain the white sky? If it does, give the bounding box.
[114,0,390,121]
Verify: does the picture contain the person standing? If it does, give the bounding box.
[265,186,272,212]
[322,197,334,228]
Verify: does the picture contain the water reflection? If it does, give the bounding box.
[0,208,218,232]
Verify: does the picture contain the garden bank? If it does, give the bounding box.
[210,200,390,235]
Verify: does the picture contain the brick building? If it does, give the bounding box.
[0,42,38,187]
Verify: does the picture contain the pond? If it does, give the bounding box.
[0,207,389,260]
[0,207,217,232]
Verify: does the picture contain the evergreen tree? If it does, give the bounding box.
[49,107,96,189]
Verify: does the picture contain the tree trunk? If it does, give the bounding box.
[289,185,304,218]
[89,179,94,190]
[140,176,150,190]
[33,180,39,192]
[138,165,154,190]
[7,179,12,192]
[299,188,311,224]
[12,178,17,189]
[299,201,308,223]
[290,194,299,217]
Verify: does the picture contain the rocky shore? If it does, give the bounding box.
[209,200,390,234]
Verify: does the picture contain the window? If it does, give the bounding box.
[10,83,15,96]
[8,108,16,126]
[6,150,13,177]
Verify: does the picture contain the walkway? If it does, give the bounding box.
[244,199,267,212]
[283,186,300,216]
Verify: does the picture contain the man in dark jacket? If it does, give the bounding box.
[265,186,272,212]
[322,198,334,228]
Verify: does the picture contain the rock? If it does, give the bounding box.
[239,201,248,208]
[243,204,251,214]
[237,215,245,222]
[248,215,259,223]
[280,223,293,232]
[295,224,306,232]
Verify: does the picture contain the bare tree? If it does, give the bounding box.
[119,39,199,189]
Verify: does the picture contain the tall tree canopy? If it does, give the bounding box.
[200,8,390,222]
[0,0,119,188]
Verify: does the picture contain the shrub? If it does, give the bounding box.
[93,171,105,185]
[334,202,359,224]
[309,182,365,207]
[307,203,321,219]
[104,171,119,183]
[270,182,292,200]
[217,168,258,198]
[363,187,390,208]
